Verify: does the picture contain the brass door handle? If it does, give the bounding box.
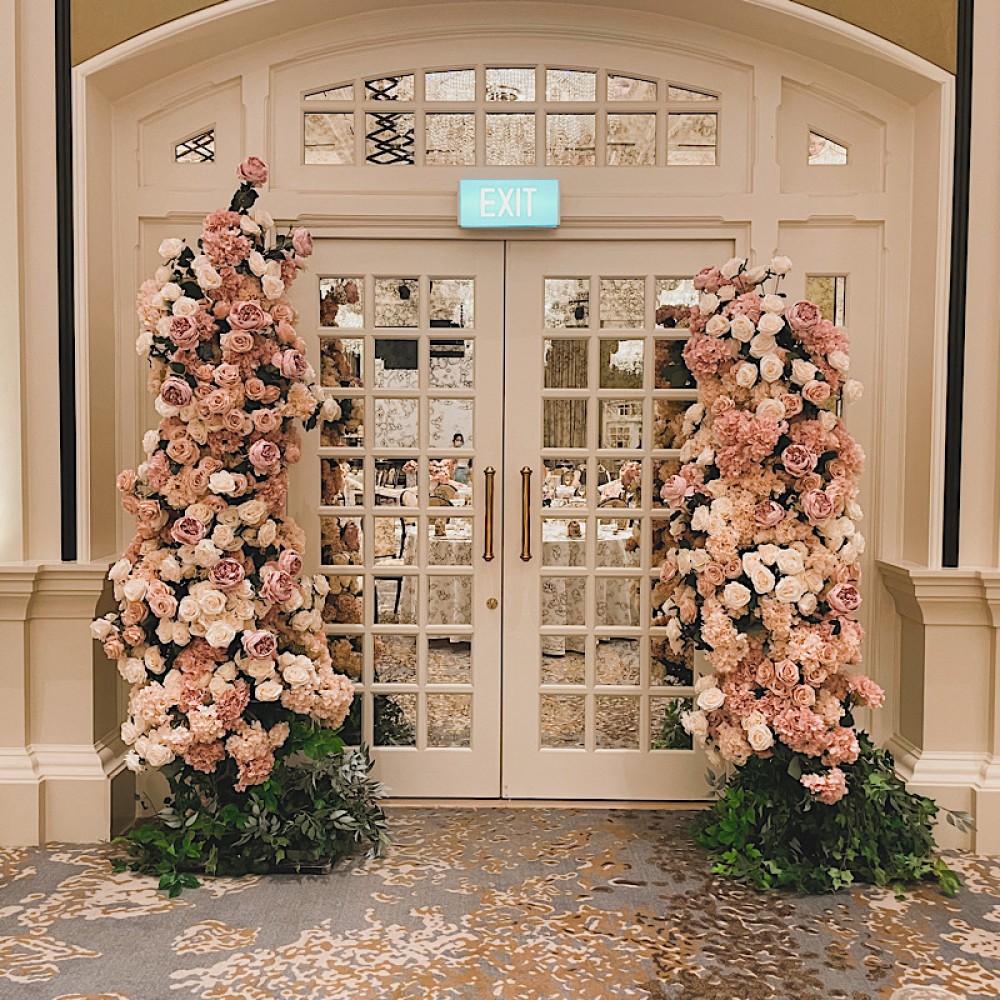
[483,466,496,562]
[520,466,532,562]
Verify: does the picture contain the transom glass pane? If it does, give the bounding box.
[365,112,415,165]
[486,113,535,165]
[805,275,847,325]
[485,67,536,102]
[607,114,656,166]
[607,75,657,101]
[304,113,355,164]
[667,112,717,165]
[808,131,848,165]
[425,113,475,165]
[546,68,597,101]
[365,74,415,100]
[546,113,596,165]
[305,83,354,101]
[174,129,215,163]
[667,84,716,101]
[425,69,476,101]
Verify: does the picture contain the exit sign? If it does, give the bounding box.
[459,179,560,228]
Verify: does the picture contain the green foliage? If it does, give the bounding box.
[113,729,388,897]
[693,732,963,896]
[651,698,693,750]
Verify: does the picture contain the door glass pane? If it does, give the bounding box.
[654,338,693,388]
[600,399,643,449]
[596,638,640,684]
[599,338,644,388]
[374,278,419,327]
[600,279,645,329]
[543,457,588,505]
[652,400,688,450]
[650,697,694,750]
[321,400,364,447]
[595,518,639,567]
[544,399,588,449]
[544,278,590,328]
[541,638,586,684]
[322,575,364,625]
[429,279,475,328]
[541,576,586,626]
[540,694,586,748]
[374,338,418,388]
[595,576,640,627]
[429,398,473,447]
[544,338,589,387]
[430,339,474,388]
[546,114,596,165]
[321,337,363,387]
[322,457,365,506]
[427,575,472,625]
[374,694,417,746]
[320,277,363,328]
[596,696,639,749]
[374,398,418,448]
[427,516,473,565]
[428,637,472,683]
[321,516,363,566]
[542,517,588,567]
[375,635,417,683]
[428,694,472,747]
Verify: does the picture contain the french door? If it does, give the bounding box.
[297,236,730,799]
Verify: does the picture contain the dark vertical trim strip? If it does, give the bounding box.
[943,0,974,567]
[55,0,77,561]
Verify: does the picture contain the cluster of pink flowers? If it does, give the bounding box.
[92,158,353,792]
[653,256,879,804]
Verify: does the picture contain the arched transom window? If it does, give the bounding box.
[300,66,720,167]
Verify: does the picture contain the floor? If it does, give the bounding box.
[2,808,999,999]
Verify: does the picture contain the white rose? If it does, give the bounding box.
[178,595,200,621]
[249,206,275,230]
[829,350,850,372]
[255,679,283,702]
[757,312,784,337]
[135,331,153,356]
[770,255,793,275]
[758,544,780,565]
[120,720,139,744]
[699,292,720,314]
[750,565,776,594]
[208,674,232,698]
[245,657,276,680]
[158,238,184,260]
[665,616,682,642]
[686,402,705,423]
[711,497,733,518]
[746,724,774,751]
[238,499,268,525]
[172,296,199,317]
[209,471,238,496]
[122,578,148,603]
[776,549,805,575]
[742,711,767,731]
[282,662,311,686]
[741,551,762,576]
[109,558,132,583]
[756,398,785,421]
[697,687,726,711]
[682,710,709,739]
[212,524,237,548]
[690,548,711,569]
[219,508,243,528]
[720,257,744,280]
[694,675,716,694]
[842,379,863,404]
[120,658,146,684]
[197,589,227,616]
[729,314,756,343]
[90,617,114,640]
[759,353,785,383]
[774,575,806,603]
[262,275,285,300]
[798,592,818,615]
[196,265,223,290]
[691,506,711,531]
[258,520,278,547]
[248,250,267,276]
[322,398,342,422]
[160,282,182,302]
[790,359,817,385]
[241,215,262,237]
[142,430,159,454]
[144,647,165,674]
[124,751,144,772]
[705,314,730,337]
[313,574,330,596]
[215,661,237,682]
[723,581,752,610]
[205,620,236,648]
[265,260,282,279]
[818,410,839,432]
[717,284,736,302]
[743,265,768,285]
[761,294,785,314]
[145,743,175,767]
[155,265,172,284]
[749,334,777,359]
[735,362,758,388]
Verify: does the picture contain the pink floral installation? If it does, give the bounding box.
[92,156,356,793]
[651,255,879,804]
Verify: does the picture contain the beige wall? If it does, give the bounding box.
[71,0,958,71]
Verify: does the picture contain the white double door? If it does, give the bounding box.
[298,237,729,799]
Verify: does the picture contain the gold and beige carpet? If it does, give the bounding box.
[2,808,999,999]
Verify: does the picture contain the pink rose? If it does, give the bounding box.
[228,300,272,331]
[755,660,775,686]
[659,561,676,583]
[117,469,137,494]
[781,444,817,477]
[786,300,821,332]
[780,393,804,417]
[166,436,200,465]
[277,349,308,380]
[214,363,242,388]
[801,489,835,524]
[171,516,206,546]
[236,156,269,187]
[103,636,125,660]
[775,659,799,687]
[248,439,281,474]
[252,408,283,434]
[277,549,302,576]
[754,501,785,528]
[693,266,722,292]
[827,582,861,615]
[147,588,178,619]
[209,558,246,590]
[802,379,831,405]
[701,562,726,587]
[221,330,255,354]
[160,376,193,408]
[679,598,698,624]
[792,684,816,707]
[242,629,277,660]
[291,227,313,257]
[167,315,199,350]
[261,569,295,604]
[122,624,145,647]
[660,474,694,508]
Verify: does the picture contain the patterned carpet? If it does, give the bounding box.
[2,808,999,999]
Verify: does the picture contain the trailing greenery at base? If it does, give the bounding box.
[114,724,389,897]
[693,732,968,896]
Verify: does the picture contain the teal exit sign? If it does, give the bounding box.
[459,179,560,228]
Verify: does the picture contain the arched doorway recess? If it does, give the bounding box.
[73,0,954,806]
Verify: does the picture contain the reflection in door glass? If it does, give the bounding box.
[374,338,419,388]
[374,398,418,448]
[320,277,363,328]
[596,637,641,685]
[374,694,417,747]
[428,638,472,683]
[429,398,473,448]
[544,399,588,449]
[321,457,365,506]
[429,278,475,328]
[430,339,474,388]
[543,457,588,504]
[374,635,417,683]
[544,338,589,388]
[428,694,472,747]
[596,696,639,748]
[650,697,694,749]
[540,694,586,747]
[544,278,590,328]
[600,398,643,449]
[321,338,363,387]
[374,277,419,327]
[599,338,644,388]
